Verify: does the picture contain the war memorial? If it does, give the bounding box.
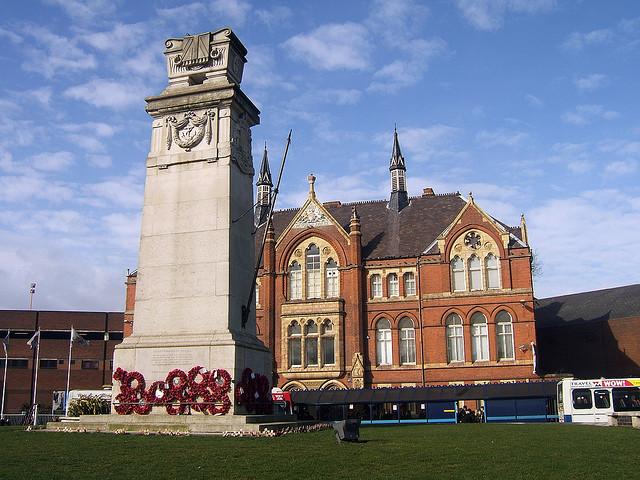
[46,28,282,434]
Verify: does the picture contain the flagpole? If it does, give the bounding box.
[65,327,73,416]
[1,330,8,420]
[31,330,40,426]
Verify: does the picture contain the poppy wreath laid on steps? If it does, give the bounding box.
[112,366,234,415]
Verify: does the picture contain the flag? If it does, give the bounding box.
[1,330,9,355]
[26,330,40,350]
[71,327,89,347]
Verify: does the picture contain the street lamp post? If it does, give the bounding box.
[28,283,36,310]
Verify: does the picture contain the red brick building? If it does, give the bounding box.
[0,310,123,414]
[251,131,538,390]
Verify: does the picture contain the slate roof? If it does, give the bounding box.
[535,284,640,328]
[256,193,499,260]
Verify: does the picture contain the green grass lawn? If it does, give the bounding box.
[1,424,638,479]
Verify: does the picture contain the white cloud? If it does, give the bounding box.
[378,125,462,162]
[476,129,528,148]
[0,26,22,43]
[64,78,146,110]
[368,38,448,93]
[567,160,593,174]
[561,104,619,125]
[605,159,638,175]
[212,0,251,26]
[61,122,118,138]
[243,45,296,91]
[529,190,640,297]
[455,0,556,31]
[30,151,74,172]
[83,173,144,209]
[21,26,96,78]
[256,5,292,28]
[366,0,430,44]
[525,94,543,107]
[283,23,371,71]
[561,29,613,51]
[0,174,73,203]
[44,0,117,24]
[87,154,112,168]
[574,73,608,91]
[81,22,148,52]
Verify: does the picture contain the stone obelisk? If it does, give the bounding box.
[113,28,271,414]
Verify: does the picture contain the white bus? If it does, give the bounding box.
[557,378,640,423]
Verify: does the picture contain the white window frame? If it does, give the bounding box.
[388,273,399,297]
[325,259,339,298]
[289,262,302,300]
[451,256,466,292]
[496,311,515,360]
[404,272,416,296]
[306,245,321,299]
[320,320,335,366]
[468,255,483,291]
[446,313,464,363]
[470,312,489,362]
[376,319,392,365]
[371,274,382,298]
[288,321,302,367]
[399,317,416,364]
[486,253,501,289]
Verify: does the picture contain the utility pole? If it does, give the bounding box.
[28,283,36,310]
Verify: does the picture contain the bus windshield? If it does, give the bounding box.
[612,387,640,412]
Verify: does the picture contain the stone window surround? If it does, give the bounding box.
[285,236,340,302]
[368,313,419,370]
[449,229,503,294]
[367,267,418,301]
[442,308,517,365]
[280,306,344,379]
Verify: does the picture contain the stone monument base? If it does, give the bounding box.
[113,331,272,415]
[46,414,316,435]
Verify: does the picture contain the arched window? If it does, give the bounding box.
[496,310,514,360]
[388,273,399,297]
[468,255,482,291]
[325,258,339,298]
[288,321,302,367]
[403,272,416,296]
[486,253,500,289]
[445,313,464,363]
[399,317,416,364]
[306,244,321,299]
[451,256,466,292]
[321,320,335,365]
[289,262,302,300]
[304,320,318,366]
[470,312,489,362]
[376,318,392,365]
[371,274,382,298]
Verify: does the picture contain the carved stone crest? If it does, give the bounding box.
[166,110,215,151]
[293,203,332,229]
[351,352,365,389]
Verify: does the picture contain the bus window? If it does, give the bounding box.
[612,387,640,412]
[594,390,610,409]
[572,389,593,409]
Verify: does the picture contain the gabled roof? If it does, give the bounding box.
[258,193,478,260]
[535,284,640,328]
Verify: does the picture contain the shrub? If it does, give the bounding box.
[67,395,110,416]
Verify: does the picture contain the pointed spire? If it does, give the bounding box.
[256,142,272,187]
[388,127,409,212]
[389,126,406,172]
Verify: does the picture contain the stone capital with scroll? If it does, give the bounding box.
[163,28,247,88]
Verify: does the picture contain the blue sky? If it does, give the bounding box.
[0,0,639,310]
